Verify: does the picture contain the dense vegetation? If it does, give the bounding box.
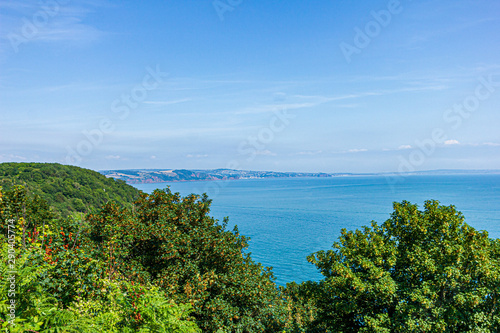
[86,190,290,331]
[301,200,500,331]
[1,163,499,332]
[0,163,139,217]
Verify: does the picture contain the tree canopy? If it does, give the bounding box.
[305,200,500,332]
[0,185,200,332]
[0,163,140,217]
[87,189,288,332]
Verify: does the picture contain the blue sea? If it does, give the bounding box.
[133,175,500,286]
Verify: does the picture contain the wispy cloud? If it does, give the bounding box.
[144,98,192,106]
[104,125,250,143]
[347,148,368,153]
[105,155,121,160]
[0,1,107,54]
[481,142,500,147]
[232,88,430,116]
[466,142,500,147]
[0,153,27,162]
[234,102,320,115]
[294,150,323,156]
[440,140,500,147]
[405,16,500,49]
[382,145,412,152]
[255,150,276,156]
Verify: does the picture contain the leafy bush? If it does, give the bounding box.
[0,245,201,332]
[304,200,500,332]
[87,188,289,332]
[0,185,200,333]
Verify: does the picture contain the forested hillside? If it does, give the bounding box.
[0,163,140,217]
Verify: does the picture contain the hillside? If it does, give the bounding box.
[100,168,336,184]
[101,168,500,184]
[0,162,141,217]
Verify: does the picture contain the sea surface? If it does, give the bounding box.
[133,175,500,286]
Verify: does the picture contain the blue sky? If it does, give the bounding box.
[1,0,499,173]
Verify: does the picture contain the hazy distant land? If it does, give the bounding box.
[100,168,500,184]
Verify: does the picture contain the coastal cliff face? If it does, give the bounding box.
[100,168,335,184]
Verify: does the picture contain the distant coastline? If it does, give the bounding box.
[100,168,500,184]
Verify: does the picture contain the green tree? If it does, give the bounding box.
[0,162,140,218]
[0,186,200,332]
[0,242,201,332]
[306,200,500,332]
[279,281,319,332]
[87,188,288,332]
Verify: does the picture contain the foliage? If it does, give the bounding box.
[1,182,286,332]
[306,200,500,332]
[2,162,499,332]
[66,278,201,332]
[0,184,102,306]
[279,281,319,332]
[0,244,201,332]
[0,184,55,242]
[0,162,140,217]
[87,188,289,332]
[0,186,200,333]
[0,242,95,332]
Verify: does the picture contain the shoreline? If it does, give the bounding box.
[119,171,500,185]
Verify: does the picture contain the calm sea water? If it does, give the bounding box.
[133,175,500,286]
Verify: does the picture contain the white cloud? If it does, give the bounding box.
[295,150,323,156]
[444,139,460,145]
[105,155,120,160]
[381,145,412,152]
[255,150,276,156]
[0,154,27,161]
[467,142,500,147]
[348,149,368,153]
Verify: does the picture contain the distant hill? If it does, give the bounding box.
[100,168,500,184]
[0,162,141,217]
[99,168,338,184]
